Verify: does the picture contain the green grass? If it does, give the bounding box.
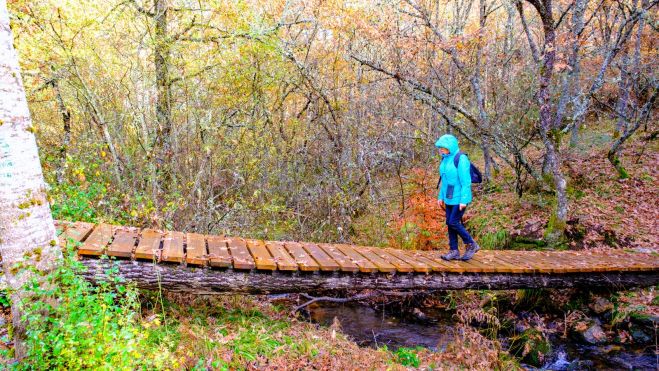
[3,243,175,370]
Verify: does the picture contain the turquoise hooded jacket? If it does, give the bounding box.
[435,134,473,205]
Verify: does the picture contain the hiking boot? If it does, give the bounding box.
[461,242,481,261]
[441,249,461,261]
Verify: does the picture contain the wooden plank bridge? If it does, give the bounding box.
[56,221,659,294]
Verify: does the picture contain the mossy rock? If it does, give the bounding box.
[628,312,659,338]
[570,319,608,345]
[509,328,552,367]
[508,236,547,250]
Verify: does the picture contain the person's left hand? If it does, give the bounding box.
[459,203,467,211]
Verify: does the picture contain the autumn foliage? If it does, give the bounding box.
[389,168,448,250]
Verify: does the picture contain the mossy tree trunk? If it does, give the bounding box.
[525,0,569,241]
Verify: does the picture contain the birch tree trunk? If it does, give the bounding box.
[0,0,61,357]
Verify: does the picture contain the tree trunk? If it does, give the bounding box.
[526,0,569,237]
[0,0,60,357]
[608,84,657,178]
[471,0,492,181]
[554,0,586,147]
[516,0,541,64]
[78,258,659,294]
[52,79,71,185]
[154,0,173,196]
[568,0,645,140]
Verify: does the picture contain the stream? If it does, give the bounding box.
[303,302,657,370]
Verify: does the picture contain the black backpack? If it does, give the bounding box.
[436,151,483,189]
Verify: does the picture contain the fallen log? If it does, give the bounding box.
[80,257,659,295]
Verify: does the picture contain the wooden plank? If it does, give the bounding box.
[421,251,472,273]
[106,228,138,258]
[459,255,500,273]
[54,220,70,236]
[555,251,626,273]
[135,229,162,261]
[302,243,340,272]
[512,251,584,273]
[207,236,232,268]
[79,223,113,256]
[59,222,95,245]
[226,238,256,270]
[403,250,447,272]
[318,243,359,272]
[517,251,575,273]
[161,231,185,263]
[284,242,320,271]
[600,251,659,271]
[533,251,574,273]
[494,251,555,273]
[353,246,396,273]
[596,252,645,272]
[265,242,298,271]
[412,250,472,272]
[488,251,541,274]
[373,249,414,272]
[587,251,657,272]
[384,249,430,273]
[186,233,208,266]
[469,253,520,273]
[54,219,67,236]
[334,244,378,273]
[246,239,276,270]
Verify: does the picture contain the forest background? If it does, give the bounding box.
[1,0,657,368]
[9,0,657,250]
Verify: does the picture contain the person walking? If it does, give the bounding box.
[435,134,480,261]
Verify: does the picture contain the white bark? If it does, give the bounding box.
[0,0,61,357]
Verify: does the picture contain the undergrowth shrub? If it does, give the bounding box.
[7,243,174,370]
[49,182,107,223]
[389,168,447,250]
[392,346,422,367]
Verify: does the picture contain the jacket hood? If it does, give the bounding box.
[434,134,460,155]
